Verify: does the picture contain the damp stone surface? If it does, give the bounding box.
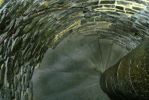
[0,0,149,100]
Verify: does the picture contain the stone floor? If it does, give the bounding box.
[32,31,128,100]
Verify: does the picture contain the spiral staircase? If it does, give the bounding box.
[0,0,149,100]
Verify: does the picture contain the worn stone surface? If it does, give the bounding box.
[0,0,149,100]
[100,40,149,100]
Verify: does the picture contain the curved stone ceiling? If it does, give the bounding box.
[0,0,149,100]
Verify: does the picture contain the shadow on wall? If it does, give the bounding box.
[32,32,128,100]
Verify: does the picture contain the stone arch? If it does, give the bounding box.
[0,0,149,100]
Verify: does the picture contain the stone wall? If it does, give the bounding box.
[0,0,149,100]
